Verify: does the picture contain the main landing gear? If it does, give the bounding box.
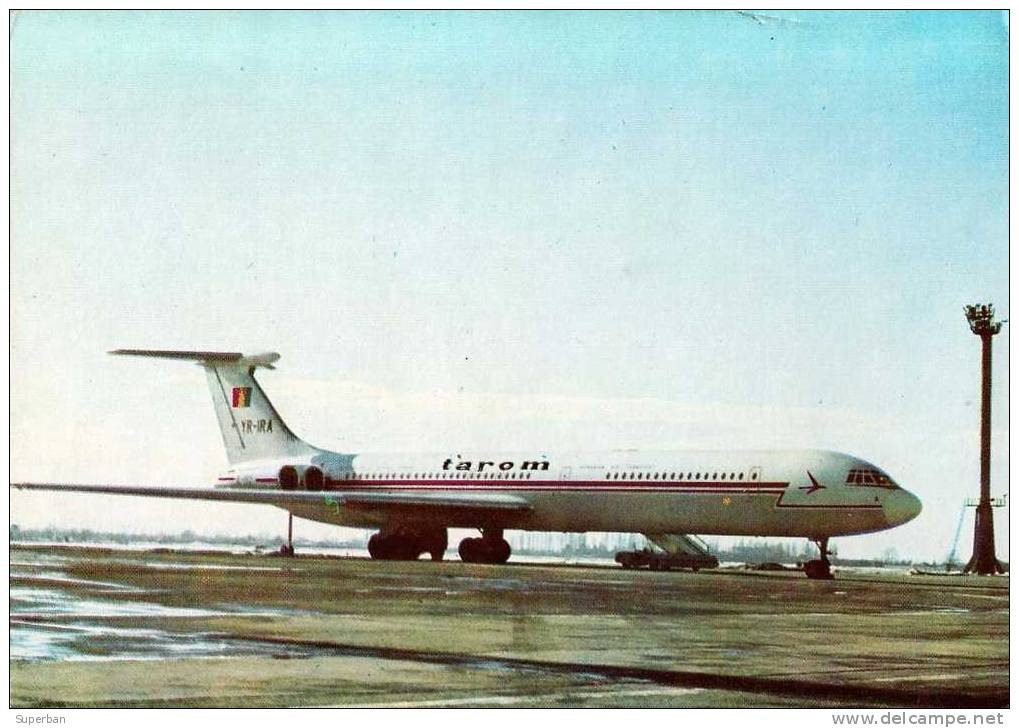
[367,526,447,561]
[803,537,834,580]
[458,528,511,565]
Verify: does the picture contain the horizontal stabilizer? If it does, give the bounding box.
[110,349,242,361]
[109,349,280,368]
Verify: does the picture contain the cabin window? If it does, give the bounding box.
[739,472,744,480]
[751,472,758,480]
[720,473,726,480]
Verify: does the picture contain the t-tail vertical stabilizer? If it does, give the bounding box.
[109,349,319,465]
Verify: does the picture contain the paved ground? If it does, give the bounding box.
[9,544,1009,708]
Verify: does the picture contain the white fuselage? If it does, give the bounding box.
[218,448,921,538]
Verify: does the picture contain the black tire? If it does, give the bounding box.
[458,537,482,563]
[367,533,383,559]
[804,559,833,580]
[491,538,511,564]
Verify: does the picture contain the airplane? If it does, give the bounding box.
[12,349,922,579]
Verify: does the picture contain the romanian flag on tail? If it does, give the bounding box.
[232,386,252,408]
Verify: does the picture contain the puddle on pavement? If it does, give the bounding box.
[9,551,323,661]
[137,561,302,572]
[10,618,313,662]
[11,572,152,591]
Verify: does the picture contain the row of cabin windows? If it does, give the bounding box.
[605,471,755,481]
[333,472,534,481]
[332,472,757,481]
[303,471,760,483]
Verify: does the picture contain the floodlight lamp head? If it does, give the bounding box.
[965,303,1002,336]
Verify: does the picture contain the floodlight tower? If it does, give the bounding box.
[963,304,1005,575]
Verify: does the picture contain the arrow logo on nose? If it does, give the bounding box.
[800,471,826,495]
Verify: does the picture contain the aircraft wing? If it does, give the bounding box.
[10,482,532,527]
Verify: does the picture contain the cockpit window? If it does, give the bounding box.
[846,468,896,488]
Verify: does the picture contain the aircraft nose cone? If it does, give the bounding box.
[885,489,922,526]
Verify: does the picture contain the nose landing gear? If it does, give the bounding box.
[458,528,511,564]
[804,537,834,580]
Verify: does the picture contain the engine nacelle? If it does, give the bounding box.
[279,464,324,491]
[278,465,299,490]
[220,463,326,490]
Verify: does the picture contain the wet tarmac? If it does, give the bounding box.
[9,543,1010,708]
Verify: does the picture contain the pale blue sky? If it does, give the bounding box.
[10,11,1009,560]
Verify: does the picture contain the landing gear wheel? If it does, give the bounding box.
[489,538,511,564]
[803,559,833,580]
[368,532,422,560]
[367,533,383,559]
[804,537,834,580]
[429,529,448,561]
[458,536,511,564]
[369,527,448,561]
[458,537,483,563]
